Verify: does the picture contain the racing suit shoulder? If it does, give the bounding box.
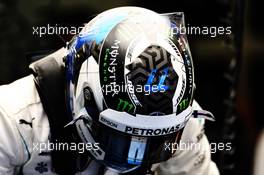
[155,100,220,175]
[0,75,52,174]
[0,75,41,115]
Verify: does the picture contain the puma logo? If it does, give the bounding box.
[19,118,35,128]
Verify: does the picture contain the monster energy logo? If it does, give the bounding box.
[179,99,189,111]
[117,98,134,112]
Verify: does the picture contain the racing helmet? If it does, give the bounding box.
[64,7,209,173]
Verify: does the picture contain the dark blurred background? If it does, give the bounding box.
[0,0,262,175]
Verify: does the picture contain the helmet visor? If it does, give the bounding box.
[91,121,183,172]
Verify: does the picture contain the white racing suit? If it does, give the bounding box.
[0,63,219,175]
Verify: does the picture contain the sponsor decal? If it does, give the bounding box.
[102,40,120,83]
[100,117,118,128]
[35,162,48,174]
[179,98,189,112]
[102,48,110,82]
[124,124,183,136]
[176,75,186,104]
[99,26,136,113]
[127,79,142,106]
[117,98,135,112]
